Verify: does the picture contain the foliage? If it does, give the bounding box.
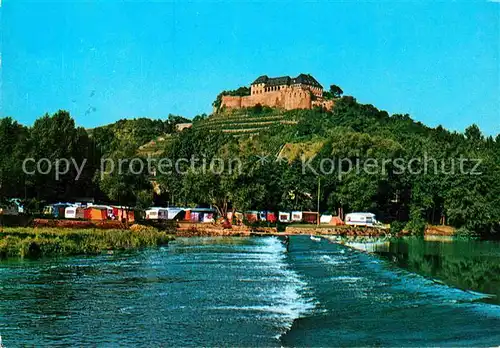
[97,148,152,208]
[404,208,427,236]
[323,84,344,99]
[212,86,251,111]
[1,89,499,239]
[0,118,29,202]
[0,227,173,259]
[454,227,481,240]
[389,221,406,234]
[90,114,190,155]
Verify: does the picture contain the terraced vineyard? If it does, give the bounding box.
[137,134,176,156]
[197,110,298,136]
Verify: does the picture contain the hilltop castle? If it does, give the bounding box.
[220,73,335,111]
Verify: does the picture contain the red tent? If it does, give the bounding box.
[266,212,277,223]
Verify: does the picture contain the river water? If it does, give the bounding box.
[0,236,499,346]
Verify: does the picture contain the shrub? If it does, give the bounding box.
[389,221,406,234]
[0,227,174,259]
[405,209,426,236]
[455,227,481,240]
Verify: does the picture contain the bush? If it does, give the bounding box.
[0,227,174,259]
[389,221,406,234]
[405,209,426,236]
[455,227,481,240]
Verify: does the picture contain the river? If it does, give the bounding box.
[0,236,499,346]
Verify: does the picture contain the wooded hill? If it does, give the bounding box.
[1,96,499,238]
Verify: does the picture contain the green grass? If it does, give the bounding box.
[0,227,174,259]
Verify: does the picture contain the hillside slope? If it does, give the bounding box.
[195,107,297,136]
[154,96,500,238]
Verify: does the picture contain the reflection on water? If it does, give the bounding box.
[335,236,500,304]
[1,236,499,346]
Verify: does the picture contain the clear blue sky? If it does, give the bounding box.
[1,1,499,135]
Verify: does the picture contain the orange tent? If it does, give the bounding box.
[87,207,107,221]
[113,207,135,223]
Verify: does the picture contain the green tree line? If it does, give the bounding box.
[1,96,499,238]
[0,112,189,211]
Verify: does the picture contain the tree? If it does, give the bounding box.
[324,84,344,99]
[0,118,29,201]
[98,150,152,209]
[28,110,95,202]
[330,84,343,98]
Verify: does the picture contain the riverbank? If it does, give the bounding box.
[175,221,390,237]
[285,225,389,237]
[0,227,174,259]
[175,221,277,236]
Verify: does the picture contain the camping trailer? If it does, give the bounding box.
[145,207,169,220]
[44,203,72,218]
[64,206,85,219]
[291,211,303,222]
[302,212,318,224]
[184,208,216,223]
[166,207,184,220]
[345,212,378,227]
[278,212,291,223]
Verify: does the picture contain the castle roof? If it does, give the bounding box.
[251,73,322,89]
[292,74,322,88]
[252,75,269,84]
[266,76,291,86]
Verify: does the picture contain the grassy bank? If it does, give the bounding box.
[0,227,174,259]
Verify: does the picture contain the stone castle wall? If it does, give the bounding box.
[220,95,242,109]
[220,87,333,111]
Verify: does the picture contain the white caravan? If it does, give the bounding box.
[345,212,379,227]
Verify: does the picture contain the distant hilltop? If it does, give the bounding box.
[218,73,336,112]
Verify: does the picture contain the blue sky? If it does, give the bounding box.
[1,1,499,135]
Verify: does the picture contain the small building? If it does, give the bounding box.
[176,123,193,132]
[278,212,291,223]
[5,198,24,214]
[0,205,19,216]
